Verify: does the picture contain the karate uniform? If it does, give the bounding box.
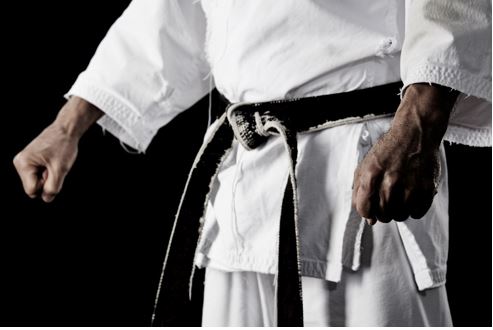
[66,0,492,326]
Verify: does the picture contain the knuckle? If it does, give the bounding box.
[359,180,370,193]
[13,152,27,168]
[367,164,381,178]
[359,172,377,192]
[382,172,400,190]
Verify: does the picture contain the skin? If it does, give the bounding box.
[353,83,459,225]
[13,96,103,203]
[13,84,458,225]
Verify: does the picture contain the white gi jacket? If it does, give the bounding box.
[66,0,492,291]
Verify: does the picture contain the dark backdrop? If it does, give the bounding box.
[2,1,491,326]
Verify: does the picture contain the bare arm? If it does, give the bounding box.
[13,97,103,202]
[352,83,459,224]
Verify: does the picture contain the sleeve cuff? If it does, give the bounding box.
[402,61,492,102]
[65,74,157,153]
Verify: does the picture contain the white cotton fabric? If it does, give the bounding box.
[64,0,492,300]
[202,213,453,326]
[66,0,492,152]
[196,119,450,291]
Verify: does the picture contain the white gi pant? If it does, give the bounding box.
[202,217,452,327]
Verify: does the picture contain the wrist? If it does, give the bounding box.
[400,83,458,123]
[393,83,459,149]
[54,96,104,139]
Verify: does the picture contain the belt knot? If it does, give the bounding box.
[227,103,289,150]
[151,82,402,327]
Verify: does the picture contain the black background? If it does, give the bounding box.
[2,1,491,326]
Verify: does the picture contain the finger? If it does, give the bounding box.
[354,170,380,221]
[391,186,411,222]
[21,169,44,198]
[379,174,409,222]
[377,187,392,223]
[392,197,409,222]
[354,167,377,226]
[351,165,362,210]
[408,187,435,219]
[13,155,44,198]
[41,167,66,203]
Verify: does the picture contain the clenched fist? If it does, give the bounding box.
[352,83,459,225]
[13,97,103,202]
[13,124,79,202]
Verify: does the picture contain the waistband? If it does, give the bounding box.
[151,82,402,326]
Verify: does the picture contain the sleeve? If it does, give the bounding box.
[65,0,212,152]
[401,0,492,147]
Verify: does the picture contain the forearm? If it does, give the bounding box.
[54,96,104,139]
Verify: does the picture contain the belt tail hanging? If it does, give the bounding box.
[151,113,234,326]
[272,125,304,326]
[151,82,402,326]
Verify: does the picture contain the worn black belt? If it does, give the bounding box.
[151,82,402,326]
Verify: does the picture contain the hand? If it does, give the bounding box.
[13,97,103,202]
[352,83,459,225]
[13,124,79,202]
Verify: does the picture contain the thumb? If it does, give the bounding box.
[41,167,66,203]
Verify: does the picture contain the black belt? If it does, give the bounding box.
[151,82,402,326]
